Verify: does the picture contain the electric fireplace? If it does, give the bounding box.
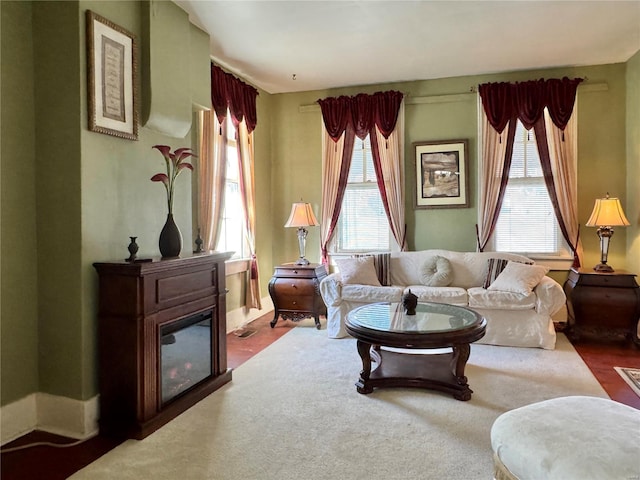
[94,252,233,439]
[160,310,213,404]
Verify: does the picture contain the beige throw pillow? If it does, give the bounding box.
[419,255,453,287]
[483,258,534,289]
[335,256,382,286]
[488,261,549,295]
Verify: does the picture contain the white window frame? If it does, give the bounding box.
[330,135,396,257]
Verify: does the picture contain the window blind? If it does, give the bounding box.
[337,137,390,252]
[494,120,563,254]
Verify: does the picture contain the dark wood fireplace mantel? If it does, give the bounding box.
[93,252,233,439]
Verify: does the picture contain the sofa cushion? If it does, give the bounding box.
[390,250,535,289]
[468,287,536,310]
[483,257,534,288]
[419,255,453,287]
[488,262,549,295]
[354,252,391,286]
[405,285,468,306]
[335,256,381,286]
[342,285,404,303]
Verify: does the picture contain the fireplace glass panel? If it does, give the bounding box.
[160,311,212,404]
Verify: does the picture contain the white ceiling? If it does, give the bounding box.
[174,0,640,94]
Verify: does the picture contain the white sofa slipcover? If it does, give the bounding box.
[319,250,567,349]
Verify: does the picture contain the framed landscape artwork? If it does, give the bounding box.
[86,10,138,140]
[414,140,469,209]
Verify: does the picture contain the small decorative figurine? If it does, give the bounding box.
[402,289,418,315]
[126,236,139,262]
[194,228,203,253]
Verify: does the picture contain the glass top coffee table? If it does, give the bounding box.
[345,302,486,400]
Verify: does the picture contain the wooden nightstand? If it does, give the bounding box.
[563,267,640,345]
[268,263,328,329]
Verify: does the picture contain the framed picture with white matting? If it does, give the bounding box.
[414,139,468,209]
[86,10,138,140]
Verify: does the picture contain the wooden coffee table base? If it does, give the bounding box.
[355,341,473,401]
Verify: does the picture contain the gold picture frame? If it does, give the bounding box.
[414,140,469,209]
[86,10,138,140]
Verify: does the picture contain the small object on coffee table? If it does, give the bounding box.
[402,289,418,315]
[346,301,486,400]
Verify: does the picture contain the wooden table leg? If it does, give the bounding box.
[451,344,472,400]
[355,340,374,394]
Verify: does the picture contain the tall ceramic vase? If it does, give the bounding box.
[159,214,182,258]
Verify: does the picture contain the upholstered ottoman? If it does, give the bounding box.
[491,396,640,480]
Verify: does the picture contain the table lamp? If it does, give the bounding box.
[585,193,630,272]
[284,202,320,265]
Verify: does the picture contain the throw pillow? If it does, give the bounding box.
[419,255,453,287]
[483,257,533,289]
[353,252,391,286]
[335,256,381,286]
[488,262,549,295]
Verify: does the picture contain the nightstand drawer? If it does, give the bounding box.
[273,278,317,296]
[576,274,637,288]
[274,267,317,279]
[277,295,315,311]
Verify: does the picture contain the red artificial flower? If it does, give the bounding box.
[150,145,197,214]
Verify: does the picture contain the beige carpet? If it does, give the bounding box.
[71,325,607,480]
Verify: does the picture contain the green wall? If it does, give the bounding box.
[269,64,632,279]
[1,1,40,404]
[252,88,275,303]
[627,50,640,271]
[33,0,84,400]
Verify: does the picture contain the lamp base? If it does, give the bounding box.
[294,257,310,266]
[593,263,614,273]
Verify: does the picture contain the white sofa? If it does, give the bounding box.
[319,250,567,349]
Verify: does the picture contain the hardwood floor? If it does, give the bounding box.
[572,337,640,409]
[2,313,638,480]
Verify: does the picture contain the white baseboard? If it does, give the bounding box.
[36,393,99,440]
[0,393,36,445]
[1,393,99,446]
[226,295,273,333]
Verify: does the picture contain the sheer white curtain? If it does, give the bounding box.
[370,103,406,250]
[477,117,515,251]
[197,110,227,251]
[544,108,583,265]
[319,125,355,264]
[236,121,262,310]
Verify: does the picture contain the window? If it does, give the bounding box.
[334,136,390,253]
[492,120,570,257]
[215,115,248,259]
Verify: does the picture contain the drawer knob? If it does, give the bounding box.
[292,284,296,288]
[293,301,297,305]
[293,270,298,274]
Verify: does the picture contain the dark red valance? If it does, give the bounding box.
[211,64,259,133]
[478,77,582,133]
[317,90,403,141]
